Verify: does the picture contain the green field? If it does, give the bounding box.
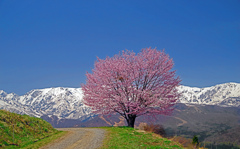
[100,126,183,149]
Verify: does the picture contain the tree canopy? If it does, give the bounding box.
[82,48,181,127]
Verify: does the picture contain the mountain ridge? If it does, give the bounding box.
[1,83,239,146]
[0,82,240,120]
[178,82,240,107]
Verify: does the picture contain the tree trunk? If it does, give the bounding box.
[126,114,136,128]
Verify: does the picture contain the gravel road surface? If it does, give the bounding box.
[41,128,105,149]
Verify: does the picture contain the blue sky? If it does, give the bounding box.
[0,0,239,95]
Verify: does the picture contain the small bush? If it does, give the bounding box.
[192,135,199,148]
[140,123,167,137]
[171,136,192,148]
[138,122,147,130]
[44,128,48,132]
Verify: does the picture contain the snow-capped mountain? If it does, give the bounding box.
[0,90,37,116]
[0,87,93,120]
[0,82,239,120]
[178,82,240,107]
[18,87,92,119]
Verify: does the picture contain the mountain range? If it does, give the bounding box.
[1,82,240,146]
[0,82,240,120]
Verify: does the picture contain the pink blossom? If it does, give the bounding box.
[82,47,181,127]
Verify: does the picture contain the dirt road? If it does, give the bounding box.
[41,128,105,149]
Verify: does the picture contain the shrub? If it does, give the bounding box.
[140,123,167,137]
[138,122,147,130]
[171,136,193,148]
[192,135,199,149]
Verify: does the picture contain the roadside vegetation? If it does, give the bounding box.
[0,110,66,148]
[100,126,183,149]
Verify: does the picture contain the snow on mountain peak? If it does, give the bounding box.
[0,90,7,97]
[16,87,89,119]
[178,82,240,106]
[0,82,239,120]
[1,87,90,119]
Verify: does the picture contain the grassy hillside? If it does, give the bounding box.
[0,109,64,148]
[73,104,240,148]
[100,126,183,149]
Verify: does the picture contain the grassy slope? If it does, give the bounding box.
[21,131,67,149]
[0,110,65,148]
[100,126,183,149]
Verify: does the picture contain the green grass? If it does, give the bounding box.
[21,130,68,149]
[100,126,183,149]
[0,109,65,148]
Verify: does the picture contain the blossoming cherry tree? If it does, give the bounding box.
[82,48,181,127]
